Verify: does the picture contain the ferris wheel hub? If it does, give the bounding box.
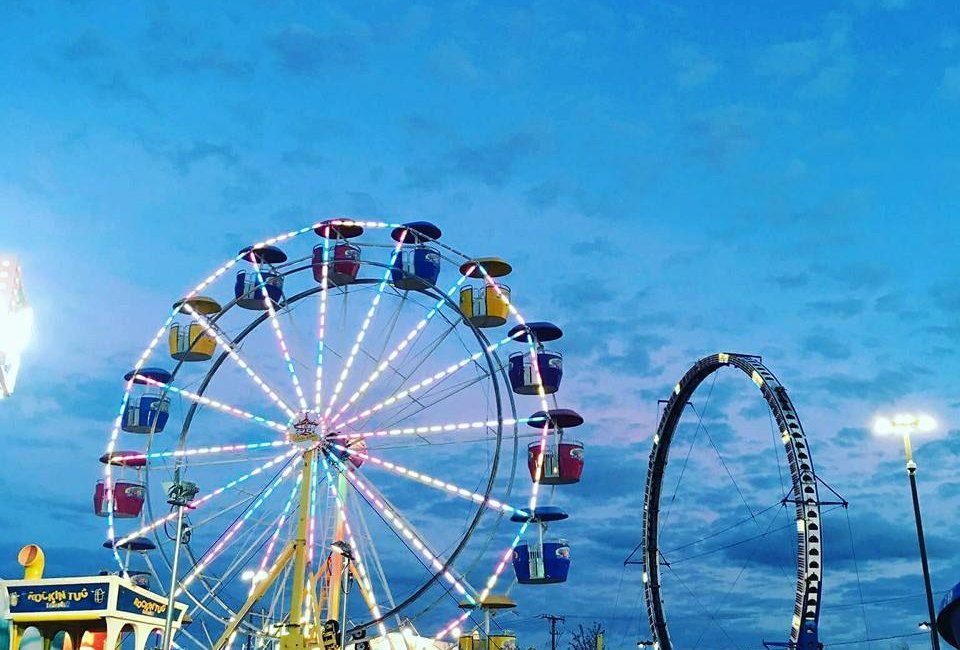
[287,411,323,446]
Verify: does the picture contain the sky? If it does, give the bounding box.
[2,1,960,650]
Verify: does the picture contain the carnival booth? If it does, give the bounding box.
[3,545,186,650]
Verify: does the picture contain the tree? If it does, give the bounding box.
[568,623,605,650]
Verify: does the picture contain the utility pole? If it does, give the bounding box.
[540,614,565,650]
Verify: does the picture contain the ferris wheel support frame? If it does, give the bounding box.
[211,446,317,650]
[641,353,823,650]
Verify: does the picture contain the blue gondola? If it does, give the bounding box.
[102,536,156,552]
[235,245,287,310]
[510,506,571,585]
[121,368,171,434]
[507,322,564,395]
[390,221,442,290]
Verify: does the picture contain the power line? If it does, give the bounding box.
[823,631,928,647]
[540,614,566,650]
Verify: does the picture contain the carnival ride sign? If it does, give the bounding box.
[8,582,108,613]
[4,576,186,626]
[116,585,170,619]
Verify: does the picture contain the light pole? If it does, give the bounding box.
[161,480,199,650]
[874,413,940,650]
[330,541,354,650]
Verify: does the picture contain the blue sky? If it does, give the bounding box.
[2,1,960,650]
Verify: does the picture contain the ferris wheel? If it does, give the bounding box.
[639,354,826,650]
[96,220,585,650]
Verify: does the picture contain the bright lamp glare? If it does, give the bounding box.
[241,569,268,583]
[874,413,938,436]
[0,305,33,358]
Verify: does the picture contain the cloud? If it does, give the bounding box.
[803,368,915,402]
[405,132,542,189]
[671,43,720,88]
[756,39,823,78]
[683,105,757,167]
[798,329,853,360]
[773,273,809,289]
[429,40,480,82]
[941,66,960,101]
[96,73,157,112]
[281,147,326,169]
[804,298,865,318]
[756,13,855,99]
[63,29,111,61]
[525,180,566,209]
[172,140,240,174]
[222,168,269,207]
[267,24,366,73]
[833,426,870,449]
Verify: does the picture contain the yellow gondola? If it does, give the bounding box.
[168,296,221,362]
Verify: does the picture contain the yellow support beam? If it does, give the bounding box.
[284,447,316,650]
[211,543,295,650]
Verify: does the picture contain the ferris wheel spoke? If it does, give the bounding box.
[133,374,289,434]
[318,454,390,637]
[327,271,471,427]
[181,303,297,420]
[249,259,309,412]
[328,414,543,442]
[177,453,301,594]
[329,442,528,518]
[314,234,332,412]
[307,453,322,565]
[348,314,465,432]
[325,453,479,603]
[353,498,400,621]
[113,447,299,548]
[117,440,290,466]
[252,467,304,594]
[322,237,406,422]
[332,330,522,430]
[370,371,496,434]
[187,506,291,613]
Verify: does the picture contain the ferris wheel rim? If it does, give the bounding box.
[641,353,823,650]
[100,223,542,640]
